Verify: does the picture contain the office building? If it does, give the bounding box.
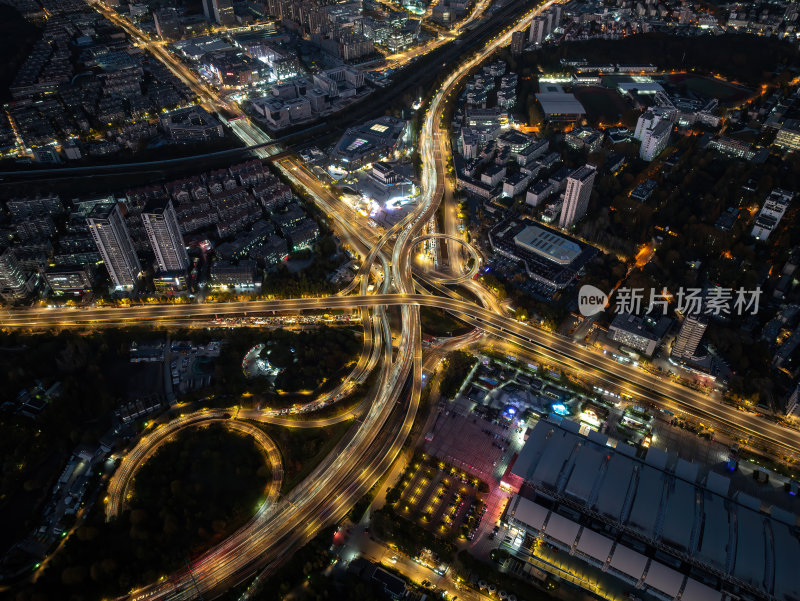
[751,189,794,241]
[634,108,674,140]
[161,107,224,142]
[330,116,407,171]
[629,179,658,203]
[551,4,562,26]
[153,270,188,294]
[204,0,234,25]
[608,313,672,356]
[210,260,261,291]
[0,247,33,302]
[6,194,63,220]
[565,127,603,153]
[528,16,546,44]
[559,165,596,229]
[142,199,189,273]
[87,203,141,289]
[535,84,586,123]
[639,119,672,161]
[540,8,554,33]
[774,120,800,152]
[511,31,525,55]
[707,136,757,161]
[153,7,182,39]
[44,265,94,295]
[201,0,213,23]
[671,314,707,360]
[634,110,657,140]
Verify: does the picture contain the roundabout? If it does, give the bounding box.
[5,3,575,600]
[105,415,283,521]
[411,233,482,285]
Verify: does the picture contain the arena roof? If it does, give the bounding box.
[489,219,597,290]
[576,528,613,562]
[564,443,605,503]
[508,417,800,601]
[545,512,581,545]
[331,116,406,166]
[609,544,648,579]
[681,579,723,601]
[511,495,549,530]
[733,508,766,588]
[661,479,697,550]
[627,466,665,538]
[513,225,582,265]
[645,561,684,597]
[536,90,587,118]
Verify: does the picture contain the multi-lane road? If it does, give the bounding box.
[6,292,800,461]
[9,0,799,599]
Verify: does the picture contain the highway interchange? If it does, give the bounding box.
[3,0,799,599]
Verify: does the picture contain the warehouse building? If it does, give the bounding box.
[502,417,800,601]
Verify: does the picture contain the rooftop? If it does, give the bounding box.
[609,312,672,342]
[513,225,582,265]
[536,86,586,117]
[509,417,800,601]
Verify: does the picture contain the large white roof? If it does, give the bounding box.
[576,528,613,562]
[545,512,580,545]
[681,579,723,601]
[514,225,582,265]
[644,561,684,597]
[609,545,648,579]
[510,495,549,531]
[536,92,586,116]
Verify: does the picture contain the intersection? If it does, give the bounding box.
[3,1,798,600]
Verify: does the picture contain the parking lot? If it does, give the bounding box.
[167,340,220,397]
[483,257,558,300]
[393,455,487,541]
[425,397,525,483]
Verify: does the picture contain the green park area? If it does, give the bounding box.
[19,423,270,600]
[0,329,159,556]
[419,307,474,338]
[439,351,478,399]
[524,33,800,87]
[666,73,752,103]
[256,421,353,494]
[211,326,362,403]
[0,324,361,567]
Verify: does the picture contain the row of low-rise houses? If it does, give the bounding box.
[0,160,318,300]
[558,0,800,41]
[250,66,367,129]
[6,6,194,160]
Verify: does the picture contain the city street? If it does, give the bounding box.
[5,0,800,600]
